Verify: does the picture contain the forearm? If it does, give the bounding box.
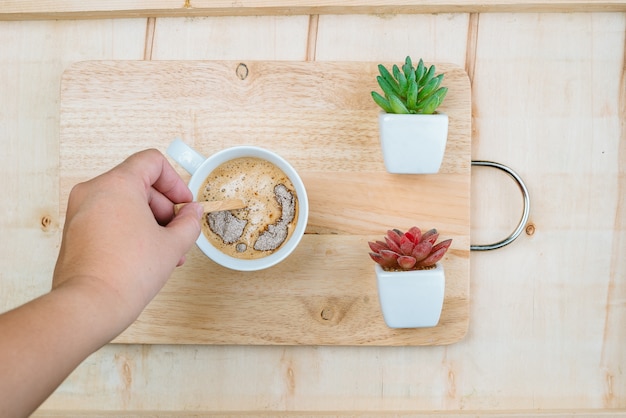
[0,279,131,417]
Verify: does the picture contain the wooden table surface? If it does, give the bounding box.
[1,4,625,416]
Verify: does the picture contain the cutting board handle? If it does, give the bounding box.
[470,160,531,251]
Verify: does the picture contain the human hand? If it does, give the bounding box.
[52,148,202,330]
[0,149,203,417]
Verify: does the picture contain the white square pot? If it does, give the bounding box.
[375,263,445,328]
[378,112,448,174]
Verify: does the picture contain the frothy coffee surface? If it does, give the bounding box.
[199,157,298,260]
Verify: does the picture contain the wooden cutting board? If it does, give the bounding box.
[59,60,471,345]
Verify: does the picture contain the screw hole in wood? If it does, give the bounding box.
[236,63,248,80]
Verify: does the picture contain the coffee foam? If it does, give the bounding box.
[198,157,298,260]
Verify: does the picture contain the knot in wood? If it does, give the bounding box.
[320,307,334,321]
[40,215,52,231]
[525,223,536,236]
[235,63,248,80]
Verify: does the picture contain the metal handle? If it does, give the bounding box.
[470,160,531,251]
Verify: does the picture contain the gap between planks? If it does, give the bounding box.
[144,17,156,60]
[464,12,479,150]
[464,12,479,86]
[306,14,319,61]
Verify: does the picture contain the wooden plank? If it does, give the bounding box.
[149,15,311,60]
[314,13,470,64]
[468,11,626,410]
[31,410,626,417]
[59,60,471,345]
[1,0,625,20]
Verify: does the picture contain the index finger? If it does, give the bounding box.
[122,148,193,204]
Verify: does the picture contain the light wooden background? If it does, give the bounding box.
[1,2,625,416]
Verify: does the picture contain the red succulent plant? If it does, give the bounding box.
[368,226,452,271]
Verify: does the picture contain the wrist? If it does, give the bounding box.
[53,275,138,344]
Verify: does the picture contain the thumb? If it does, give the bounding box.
[164,202,203,264]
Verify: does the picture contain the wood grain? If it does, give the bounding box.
[59,60,471,345]
[1,0,625,20]
[31,411,626,417]
[3,11,623,415]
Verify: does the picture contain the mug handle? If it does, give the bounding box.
[166,138,206,175]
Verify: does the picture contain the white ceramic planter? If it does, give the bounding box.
[378,112,448,174]
[375,263,445,328]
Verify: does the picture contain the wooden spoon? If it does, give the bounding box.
[173,199,246,215]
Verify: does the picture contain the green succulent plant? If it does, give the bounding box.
[371,56,448,115]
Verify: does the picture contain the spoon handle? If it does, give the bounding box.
[174,199,246,215]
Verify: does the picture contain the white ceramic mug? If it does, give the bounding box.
[167,139,308,271]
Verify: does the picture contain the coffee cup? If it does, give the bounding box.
[167,139,309,271]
